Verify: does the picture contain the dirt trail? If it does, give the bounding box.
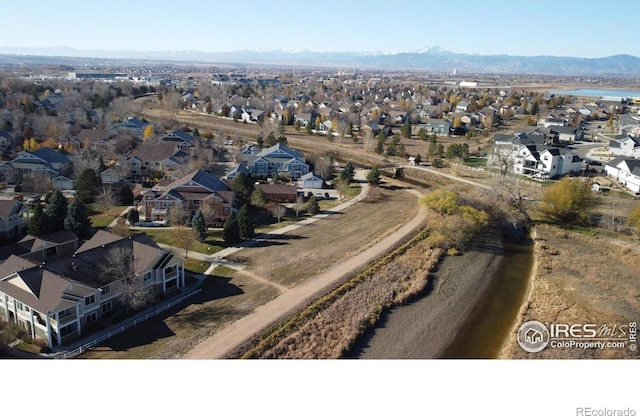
[183,196,428,359]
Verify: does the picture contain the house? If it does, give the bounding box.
[0,148,72,183]
[110,117,150,139]
[298,172,324,189]
[52,175,74,191]
[0,230,186,348]
[549,126,583,144]
[0,200,30,239]
[608,134,640,159]
[424,119,452,135]
[139,170,235,226]
[4,231,80,263]
[604,156,640,194]
[511,145,582,179]
[121,143,190,179]
[160,130,198,150]
[74,128,117,151]
[239,143,309,180]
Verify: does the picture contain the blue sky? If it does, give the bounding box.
[1,0,639,57]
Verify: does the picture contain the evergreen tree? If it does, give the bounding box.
[428,135,438,157]
[191,209,207,242]
[44,190,68,234]
[256,133,264,148]
[366,167,382,187]
[306,196,320,216]
[64,199,92,239]
[223,213,240,244]
[401,120,412,138]
[250,187,267,208]
[237,204,254,240]
[119,184,134,205]
[231,172,255,208]
[127,208,139,224]
[340,162,355,183]
[28,203,45,236]
[75,168,101,203]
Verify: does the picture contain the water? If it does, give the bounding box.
[441,238,534,358]
[548,88,640,98]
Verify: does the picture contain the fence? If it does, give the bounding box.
[55,289,201,359]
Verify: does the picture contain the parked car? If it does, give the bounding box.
[27,194,40,204]
[315,192,324,200]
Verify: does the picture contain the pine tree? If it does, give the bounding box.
[119,184,134,205]
[366,167,381,187]
[223,213,240,244]
[306,196,320,215]
[64,199,92,239]
[192,209,207,242]
[28,203,45,236]
[237,204,254,240]
[127,208,139,224]
[75,168,101,203]
[44,190,68,234]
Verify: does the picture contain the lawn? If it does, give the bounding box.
[133,228,226,255]
[87,204,130,228]
[184,258,212,274]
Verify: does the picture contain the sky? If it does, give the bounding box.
[0,0,639,58]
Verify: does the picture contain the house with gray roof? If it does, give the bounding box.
[160,129,198,150]
[608,134,640,159]
[0,148,72,183]
[604,156,640,194]
[139,169,235,226]
[0,229,185,348]
[0,200,29,239]
[237,143,309,180]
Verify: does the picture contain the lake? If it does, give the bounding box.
[548,88,640,98]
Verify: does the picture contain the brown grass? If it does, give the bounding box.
[227,186,418,288]
[500,223,640,359]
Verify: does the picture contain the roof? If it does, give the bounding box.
[18,231,78,251]
[607,156,640,175]
[0,200,28,220]
[31,147,71,165]
[300,172,323,181]
[256,184,298,195]
[167,170,232,193]
[129,143,179,162]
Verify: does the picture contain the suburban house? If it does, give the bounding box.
[423,119,452,135]
[74,128,118,152]
[256,183,298,203]
[139,169,235,226]
[608,134,640,159]
[110,117,150,139]
[0,200,30,239]
[0,230,186,348]
[604,156,640,194]
[235,143,309,180]
[0,230,79,263]
[549,126,583,144]
[160,130,198,150]
[492,131,582,179]
[0,148,72,183]
[118,143,191,180]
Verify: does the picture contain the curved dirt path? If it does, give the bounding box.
[183,190,427,359]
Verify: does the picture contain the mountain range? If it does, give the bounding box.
[1,46,639,76]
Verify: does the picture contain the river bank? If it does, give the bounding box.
[347,228,505,359]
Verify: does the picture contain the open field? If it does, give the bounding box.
[500,221,640,359]
[226,184,419,288]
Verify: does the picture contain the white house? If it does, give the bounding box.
[604,156,640,194]
[298,172,324,189]
[608,135,640,159]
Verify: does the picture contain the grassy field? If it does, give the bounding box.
[77,266,281,359]
[133,228,226,255]
[227,185,420,288]
[87,204,130,228]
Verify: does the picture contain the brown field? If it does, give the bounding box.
[500,221,640,359]
[227,185,420,288]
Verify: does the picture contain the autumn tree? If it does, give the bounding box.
[143,124,154,141]
[539,178,599,224]
[172,226,197,258]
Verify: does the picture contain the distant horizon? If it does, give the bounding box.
[0,0,638,59]
[0,45,638,60]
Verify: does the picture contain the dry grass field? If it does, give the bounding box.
[226,185,419,288]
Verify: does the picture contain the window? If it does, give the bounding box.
[85,295,96,306]
[86,312,98,324]
[100,285,110,295]
[193,200,200,205]
[101,302,112,314]
[143,272,153,282]
[16,301,24,311]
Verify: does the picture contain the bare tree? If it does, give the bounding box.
[108,97,132,122]
[96,187,119,216]
[166,205,190,226]
[99,246,156,314]
[293,195,305,217]
[269,203,287,223]
[20,173,53,195]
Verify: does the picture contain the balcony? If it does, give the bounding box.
[58,312,78,325]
